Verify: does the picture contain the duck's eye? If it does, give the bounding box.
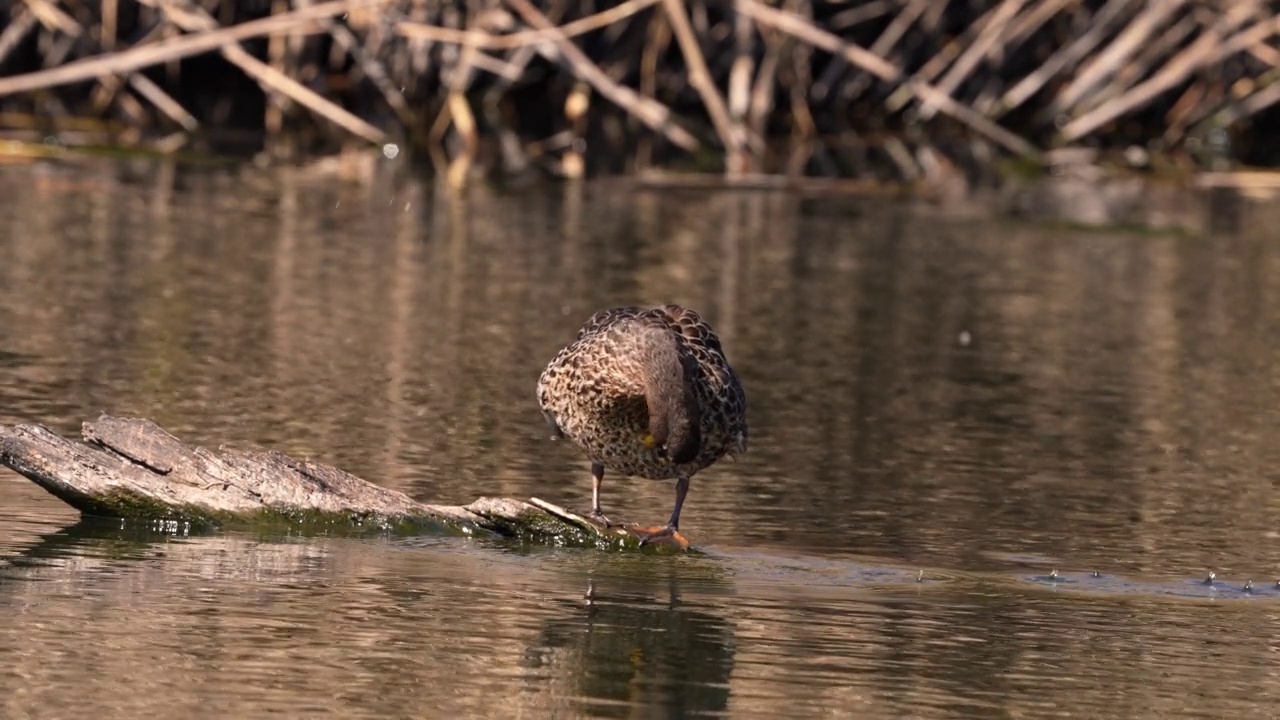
[641,433,658,449]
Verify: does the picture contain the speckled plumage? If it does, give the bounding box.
[537,305,747,536]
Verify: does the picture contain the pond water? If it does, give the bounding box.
[1,157,1278,719]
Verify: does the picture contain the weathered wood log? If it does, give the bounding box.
[0,415,687,553]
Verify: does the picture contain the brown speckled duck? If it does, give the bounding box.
[537,304,748,546]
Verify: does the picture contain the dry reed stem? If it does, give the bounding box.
[102,0,118,51]
[441,7,483,189]
[1054,0,1186,113]
[1183,69,1280,140]
[835,0,928,101]
[1217,14,1280,60]
[633,9,671,171]
[827,0,895,31]
[23,0,82,37]
[1061,3,1257,141]
[1002,0,1081,54]
[265,0,290,138]
[661,0,743,172]
[736,0,1040,159]
[809,0,896,100]
[0,0,377,98]
[736,0,897,81]
[461,51,526,80]
[16,0,199,141]
[871,0,930,58]
[502,0,699,152]
[728,9,753,120]
[0,10,39,67]
[1085,12,1199,115]
[996,0,1137,117]
[562,82,589,179]
[1229,77,1280,121]
[919,0,1028,119]
[1162,80,1209,139]
[127,72,199,132]
[1195,170,1280,189]
[748,36,779,142]
[397,0,660,50]
[884,0,1006,112]
[308,3,415,125]
[155,1,386,144]
[446,91,476,188]
[972,0,1082,116]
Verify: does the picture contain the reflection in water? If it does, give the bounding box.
[532,580,734,717]
[2,160,1280,718]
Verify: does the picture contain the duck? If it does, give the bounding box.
[536,304,748,546]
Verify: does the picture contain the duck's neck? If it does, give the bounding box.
[639,328,702,464]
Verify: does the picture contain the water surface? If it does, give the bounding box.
[1,159,1278,718]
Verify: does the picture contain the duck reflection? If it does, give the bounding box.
[525,576,734,717]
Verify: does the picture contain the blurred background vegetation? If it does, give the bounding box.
[1,0,1277,186]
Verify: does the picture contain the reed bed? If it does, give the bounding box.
[0,0,1277,185]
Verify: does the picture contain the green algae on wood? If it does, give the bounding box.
[0,416,689,552]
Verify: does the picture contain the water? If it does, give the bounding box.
[1,158,1279,719]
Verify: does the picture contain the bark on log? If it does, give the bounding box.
[0,416,686,553]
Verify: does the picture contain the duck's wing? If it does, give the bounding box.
[650,304,725,356]
[651,304,747,432]
[575,306,647,340]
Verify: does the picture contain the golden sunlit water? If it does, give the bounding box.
[1,159,1278,719]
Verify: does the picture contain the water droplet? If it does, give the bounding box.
[958,330,971,347]
[382,143,400,160]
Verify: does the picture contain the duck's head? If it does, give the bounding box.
[639,327,702,464]
[644,395,701,464]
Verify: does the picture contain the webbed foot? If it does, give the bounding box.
[636,524,689,550]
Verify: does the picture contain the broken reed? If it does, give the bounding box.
[0,0,1277,184]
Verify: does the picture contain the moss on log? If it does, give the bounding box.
[0,416,687,553]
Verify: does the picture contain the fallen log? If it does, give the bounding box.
[0,415,687,553]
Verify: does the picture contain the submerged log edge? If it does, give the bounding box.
[0,416,688,553]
